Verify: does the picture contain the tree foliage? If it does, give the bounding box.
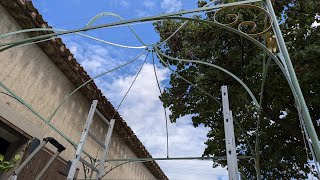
[154,0,320,178]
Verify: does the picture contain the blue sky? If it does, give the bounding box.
[32,0,229,179]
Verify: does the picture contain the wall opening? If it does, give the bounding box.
[0,119,28,178]
[0,137,10,158]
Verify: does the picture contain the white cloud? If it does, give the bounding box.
[135,9,150,18]
[65,35,228,180]
[143,0,156,9]
[312,14,320,27]
[39,0,228,178]
[134,0,156,18]
[99,62,228,179]
[161,0,182,13]
[119,0,130,8]
[312,21,320,27]
[76,44,114,75]
[66,40,142,77]
[69,45,78,54]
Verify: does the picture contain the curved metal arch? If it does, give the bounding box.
[154,47,259,108]
[0,16,286,76]
[157,0,219,46]
[85,12,146,46]
[152,16,296,110]
[0,28,146,50]
[154,50,222,105]
[0,50,147,160]
[1,0,319,164]
[47,50,147,121]
[0,11,148,50]
[0,10,302,117]
[0,13,297,115]
[0,16,289,84]
[167,16,295,96]
[158,15,320,163]
[0,1,264,49]
[1,0,314,154]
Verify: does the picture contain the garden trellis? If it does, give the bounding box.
[0,0,319,179]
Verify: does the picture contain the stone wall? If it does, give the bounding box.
[0,3,155,179]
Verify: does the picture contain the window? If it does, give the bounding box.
[0,120,28,178]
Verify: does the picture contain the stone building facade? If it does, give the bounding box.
[0,0,167,179]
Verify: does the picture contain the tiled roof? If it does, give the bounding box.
[0,0,167,179]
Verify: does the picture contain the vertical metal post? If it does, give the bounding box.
[67,100,98,179]
[265,0,320,161]
[96,119,115,179]
[221,86,239,180]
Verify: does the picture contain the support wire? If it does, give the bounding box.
[110,51,150,119]
[158,0,218,46]
[152,51,169,158]
[154,50,221,105]
[48,50,147,122]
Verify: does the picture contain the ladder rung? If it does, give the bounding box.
[88,132,106,149]
[95,110,110,126]
[79,158,99,173]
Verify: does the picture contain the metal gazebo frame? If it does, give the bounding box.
[0,0,319,179]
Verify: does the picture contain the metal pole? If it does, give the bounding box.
[265,0,320,161]
[104,156,253,162]
[96,119,115,179]
[11,141,47,180]
[221,86,239,180]
[67,100,98,179]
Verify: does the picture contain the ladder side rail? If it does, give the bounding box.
[96,119,115,179]
[221,86,239,180]
[12,140,47,180]
[67,100,98,179]
[229,111,239,177]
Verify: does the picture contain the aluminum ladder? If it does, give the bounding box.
[221,86,239,180]
[67,100,115,180]
[11,137,66,180]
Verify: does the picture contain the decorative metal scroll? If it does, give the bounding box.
[214,4,272,37]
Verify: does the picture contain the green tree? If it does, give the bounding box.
[154,0,320,178]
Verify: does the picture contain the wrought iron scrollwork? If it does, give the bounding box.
[214,4,273,37]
